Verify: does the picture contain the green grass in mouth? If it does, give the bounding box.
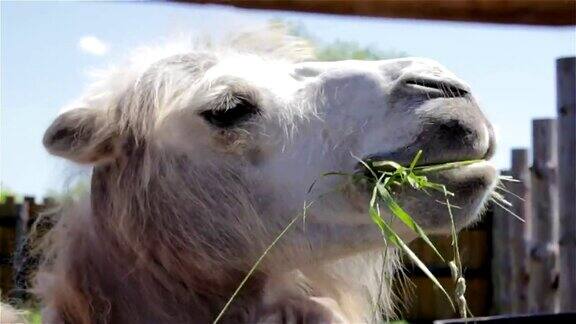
[358,150,463,315]
[370,157,485,174]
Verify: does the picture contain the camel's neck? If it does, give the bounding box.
[83,162,270,322]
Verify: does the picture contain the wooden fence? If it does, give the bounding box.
[492,57,576,314]
[0,196,52,301]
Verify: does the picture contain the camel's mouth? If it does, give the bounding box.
[357,153,491,179]
[352,156,497,232]
[359,157,487,176]
[354,157,497,200]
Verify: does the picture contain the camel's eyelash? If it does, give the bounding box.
[200,97,260,128]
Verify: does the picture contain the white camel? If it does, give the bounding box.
[20,29,497,323]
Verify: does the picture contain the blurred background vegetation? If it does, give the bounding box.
[283,20,408,61]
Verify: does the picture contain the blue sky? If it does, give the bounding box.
[1,1,575,198]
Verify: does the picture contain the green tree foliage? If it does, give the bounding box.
[280,20,407,61]
[0,184,17,203]
[314,40,406,61]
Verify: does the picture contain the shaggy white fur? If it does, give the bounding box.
[0,303,25,324]
[34,26,496,323]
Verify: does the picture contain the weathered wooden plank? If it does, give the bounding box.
[510,149,531,313]
[529,119,559,313]
[182,0,576,26]
[557,56,576,312]
[0,197,18,296]
[492,171,513,314]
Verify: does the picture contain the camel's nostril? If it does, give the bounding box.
[405,79,469,98]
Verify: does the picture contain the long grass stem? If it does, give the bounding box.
[213,205,308,324]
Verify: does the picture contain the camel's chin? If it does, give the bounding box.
[354,160,497,234]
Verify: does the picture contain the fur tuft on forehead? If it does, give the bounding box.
[225,24,315,62]
[76,24,314,108]
[60,24,314,121]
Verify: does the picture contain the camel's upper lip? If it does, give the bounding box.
[361,135,495,169]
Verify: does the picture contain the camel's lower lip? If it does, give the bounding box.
[428,160,497,182]
[423,160,497,189]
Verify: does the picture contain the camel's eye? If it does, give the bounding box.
[200,98,259,128]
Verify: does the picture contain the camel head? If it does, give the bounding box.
[43,37,496,260]
[41,34,497,321]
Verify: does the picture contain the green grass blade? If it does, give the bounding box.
[446,198,473,318]
[353,153,379,179]
[371,160,403,171]
[376,184,445,262]
[368,206,455,312]
[413,160,483,174]
[213,206,306,323]
[446,199,462,273]
[408,150,423,172]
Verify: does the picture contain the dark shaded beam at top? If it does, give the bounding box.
[179,0,576,26]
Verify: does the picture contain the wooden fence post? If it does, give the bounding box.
[0,197,18,296]
[492,170,513,314]
[529,119,559,313]
[510,149,531,313]
[557,56,576,312]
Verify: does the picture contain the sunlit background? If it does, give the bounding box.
[2,1,575,198]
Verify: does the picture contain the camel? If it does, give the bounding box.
[30,29,496,323]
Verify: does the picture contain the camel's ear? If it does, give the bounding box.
[43,108,119,164]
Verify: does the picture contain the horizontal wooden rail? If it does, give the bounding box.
[181,0,576,26]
